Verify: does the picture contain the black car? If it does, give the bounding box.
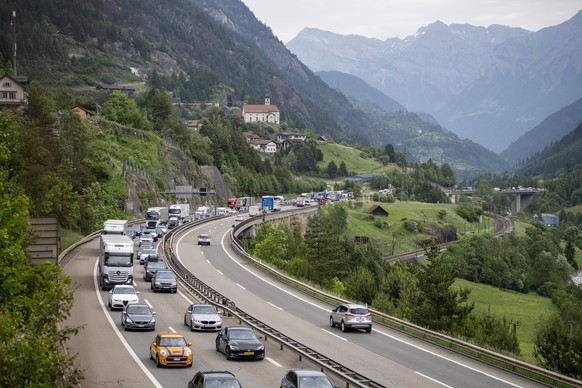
[215,326,265,360]
[121,303,156,331]
[187,370,242,388]
[143,260,165,281]
[280,369,338,388]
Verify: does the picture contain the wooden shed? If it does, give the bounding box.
[367,204,389,217]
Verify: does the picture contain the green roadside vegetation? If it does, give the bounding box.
[453,278,559,363]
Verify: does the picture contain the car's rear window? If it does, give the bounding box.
[156,271,174,278]
[350,308,369,315]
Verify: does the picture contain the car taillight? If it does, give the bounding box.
[345,313,354,317]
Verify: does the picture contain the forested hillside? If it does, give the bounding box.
[0,0,513,177]
[516,123,582,179]
[0,0,363,143]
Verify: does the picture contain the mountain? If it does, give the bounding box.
[286,12,582,153]
[2,0,509,178]
[315,70,509,179]
[316,70,405,113]
[516,122,582,178]
[501,97,582,166]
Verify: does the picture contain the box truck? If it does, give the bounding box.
[102,219,129,235]
[146,207,169,223]
[169,204,190,220]
[98,234,135,290]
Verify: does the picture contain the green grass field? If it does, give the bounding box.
[316,141,400,175]
[344,200,493,253]
[453,278,558,362]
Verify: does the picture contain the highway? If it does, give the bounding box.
[62,214,546,387]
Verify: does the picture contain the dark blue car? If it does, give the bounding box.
[132,224,142,236]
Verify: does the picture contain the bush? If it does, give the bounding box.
[403,219,421,232]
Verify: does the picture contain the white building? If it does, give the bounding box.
[0,74,29,107]
[242,95,280,124]
[249,139,277,155]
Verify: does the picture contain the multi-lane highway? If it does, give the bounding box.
[62,215,546,387]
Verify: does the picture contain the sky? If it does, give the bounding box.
[242,0,581,43]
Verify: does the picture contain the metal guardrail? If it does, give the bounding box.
[229,213,582,388]
[161,214,385,388]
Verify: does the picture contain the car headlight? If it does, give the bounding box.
[229,344,240,350]
[160,350,167,356]
[258,345,265,351]
[126,316,134,324]
[149,317,156,324]
[185,348,192,356]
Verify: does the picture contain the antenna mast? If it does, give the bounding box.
[12,10,17,75]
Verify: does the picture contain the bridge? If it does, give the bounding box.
[447,187,543,213]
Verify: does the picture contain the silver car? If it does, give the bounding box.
[139,248,158,264]
[151,270,177,293]
[329,303,372,333]
[121,303,156,331]
[184,304,222,331]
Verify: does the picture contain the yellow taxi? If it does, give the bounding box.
[149,332,193,367]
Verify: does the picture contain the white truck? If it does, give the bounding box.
[146,206,169,224]
[98,234,135,290]
[296,197,307,207]
[102,219,129,235]
[249,205,261,217]
[169,203,190,220]
[195,206,209,217]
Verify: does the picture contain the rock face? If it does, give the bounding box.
[287,11,582,153]
[107,133,233,219]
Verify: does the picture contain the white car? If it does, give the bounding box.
[197,234,211,245]
[184,304,222,331]
[108,285,140,311]
[235,214,244,222]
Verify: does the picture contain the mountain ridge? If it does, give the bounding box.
[286,11,582,153]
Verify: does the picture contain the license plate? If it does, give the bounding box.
[244,351,254,355]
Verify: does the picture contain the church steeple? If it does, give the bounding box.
[264,94,271,105]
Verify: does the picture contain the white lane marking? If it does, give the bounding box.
[321,329,347,341]
[168,326,176,333]
[217,230,329,311]
[217,270,224,275]
[206,259,210,264]
[374,330,522,387]
[267,302,283,310]
[144,299,153,309]
[415,371,453,387]
[178,289,194,304]
[212,230,522,388]
[267,357,282,367]
[236,283,246,290]
[92,260,163,388]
